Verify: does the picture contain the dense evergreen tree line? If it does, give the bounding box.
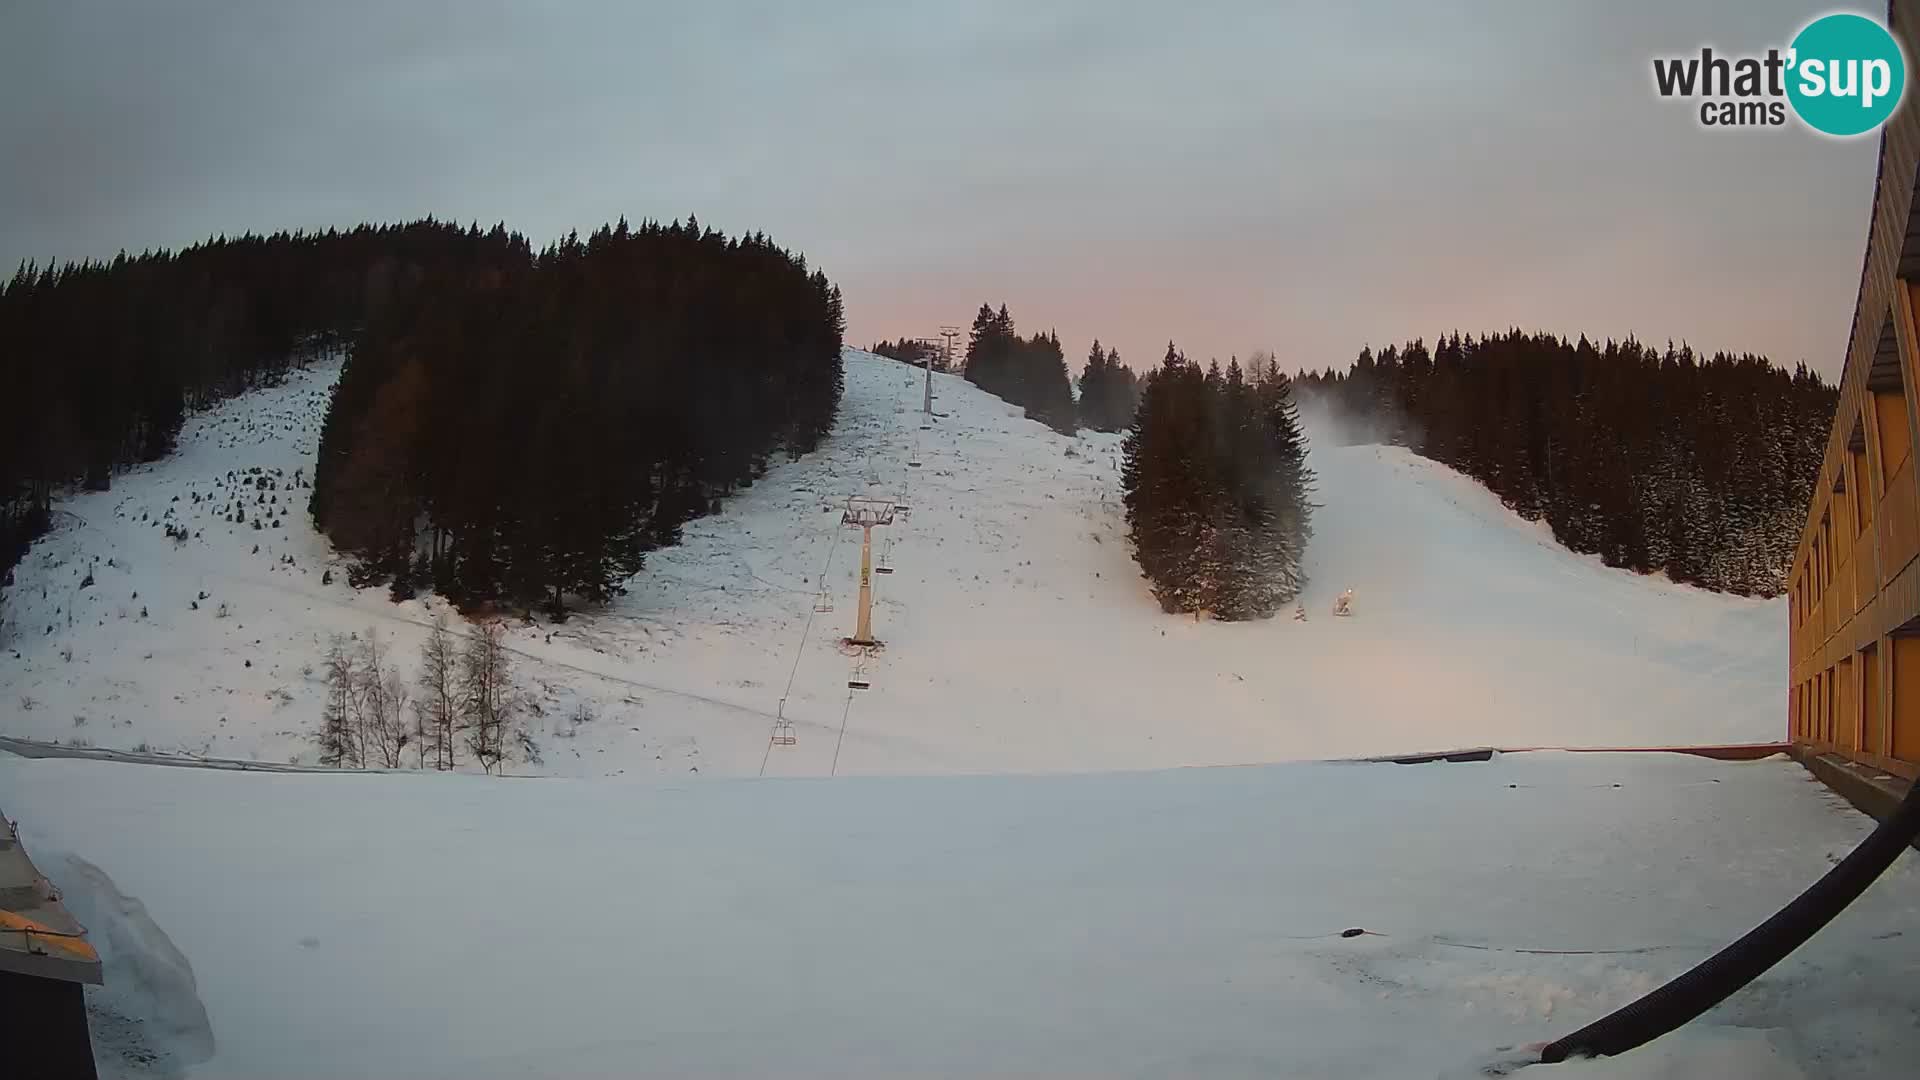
[870,337,949,370]
[1123,345,1315,619]
[1075,339,1140,432]
[1295,331,1837,596]
[883,325,1133,430]
[963,303,1077,433]
[0,219,513,626]
[0,217,843,629]
[311,217,845,614]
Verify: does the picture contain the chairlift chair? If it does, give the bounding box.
[841,497,898,528]
[848,659,872,690]
[813,589,834,613]
[772,697,798,745]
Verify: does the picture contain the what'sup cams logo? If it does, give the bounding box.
[1653,11,1907,136]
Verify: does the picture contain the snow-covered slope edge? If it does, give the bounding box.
[0,350,1785,775]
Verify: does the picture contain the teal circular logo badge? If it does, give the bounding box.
[1787,13,1906,136]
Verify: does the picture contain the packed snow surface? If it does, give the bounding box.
[0,350,1783,776]
[4,750,1915,1078]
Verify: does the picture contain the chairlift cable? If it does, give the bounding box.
[759,514,847,775]
[830,687,856,776]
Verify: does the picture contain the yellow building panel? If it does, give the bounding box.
[1879,462,1920,585]
[1892,637,1920,767]
[1855,544,1878,616]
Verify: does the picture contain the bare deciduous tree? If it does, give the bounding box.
[461,620,519,774]
[318,634,360,767]
[417,615,461,770]
[1245,349,1276,386]
[357,628,414,769]
[410,680,430,770]
[375,667,413,768]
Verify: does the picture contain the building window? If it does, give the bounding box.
[1813,539,1824,609]
[1851,416,1876,535]
[1875,379,1911,490]
[1828,668,1839,744]
[1863,643,1883,759]
[1823,511,1834,589]
[1839,655,1856,751]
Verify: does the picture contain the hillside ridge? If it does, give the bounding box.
[0,350,1783,776]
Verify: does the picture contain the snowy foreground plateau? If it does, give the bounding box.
[7,751,1917,1079]
[1,350,1914,1078]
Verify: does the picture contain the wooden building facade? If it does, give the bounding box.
[1787,0,1920,781]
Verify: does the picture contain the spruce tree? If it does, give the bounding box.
[1078,339,1109,430]
[1109,347,1138,428]
[1257,370,1316,605]
[1124,345,1315,620]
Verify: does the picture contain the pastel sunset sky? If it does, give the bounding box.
[1,1,1881,375]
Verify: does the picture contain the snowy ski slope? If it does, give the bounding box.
[0,349,1783,775]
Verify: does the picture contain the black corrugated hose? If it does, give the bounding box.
[1537,777,1920,1065]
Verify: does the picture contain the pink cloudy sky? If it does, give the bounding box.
[1,0,1882,377]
